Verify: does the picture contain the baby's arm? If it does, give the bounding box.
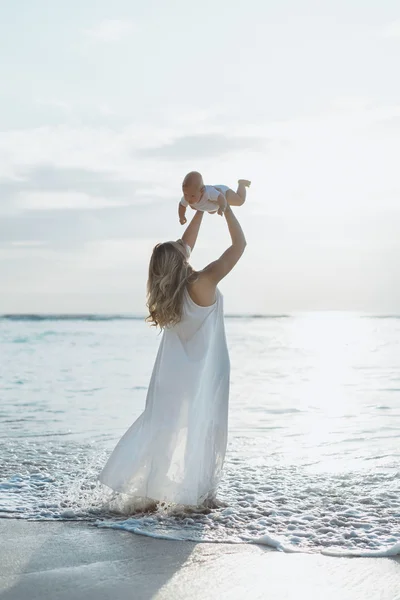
[179,201,187,225]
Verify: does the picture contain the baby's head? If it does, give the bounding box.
[182,171,205,204]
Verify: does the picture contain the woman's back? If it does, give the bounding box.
[173,287,219,343]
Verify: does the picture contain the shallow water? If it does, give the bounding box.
[1,314,399,555]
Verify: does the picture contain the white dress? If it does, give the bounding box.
[98,287,230,506]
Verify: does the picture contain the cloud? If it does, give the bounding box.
[18,191,129,211]
[382,20,400,38]
[35,98,73,114]
[10,241,48,248]
[0,124,189,180]
[83,19,135,43]
[0,165,144,213]
[23,165,140,198]
[139,133,266,160]
[0,200,175,249]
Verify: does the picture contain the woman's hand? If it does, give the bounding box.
[217,194,227,216]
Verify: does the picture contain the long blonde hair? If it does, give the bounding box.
[146,240,197,329]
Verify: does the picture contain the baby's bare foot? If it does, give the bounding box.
[238,179,251,187]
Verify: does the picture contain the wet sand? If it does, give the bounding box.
[0,520,399,600]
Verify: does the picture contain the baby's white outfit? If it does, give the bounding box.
[180,185,230,212]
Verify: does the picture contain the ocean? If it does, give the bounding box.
[1,313,399,557]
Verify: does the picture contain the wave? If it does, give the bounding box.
[0,314,291,322]
[226,314,290,319]
[94,522,400,557]
[319,541,400,558]
[2,313,399,322]
[0,314,144,322]
[362,315,400,319]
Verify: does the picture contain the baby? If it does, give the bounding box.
[178,171,251,224]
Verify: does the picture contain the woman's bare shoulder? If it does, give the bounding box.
[187,270,217,307]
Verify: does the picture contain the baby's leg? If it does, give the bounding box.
[226,179,251,206]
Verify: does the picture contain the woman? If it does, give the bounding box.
[98,205,246,507]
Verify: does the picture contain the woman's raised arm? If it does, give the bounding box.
[181,210,204,251]
[202,205,246,284]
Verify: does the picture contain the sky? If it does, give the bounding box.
[0,0,399,314]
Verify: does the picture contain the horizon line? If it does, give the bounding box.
[1,312,399,321]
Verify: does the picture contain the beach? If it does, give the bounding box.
[1,314,399,599]
[0,520,399,599]
[1,315,399,554]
